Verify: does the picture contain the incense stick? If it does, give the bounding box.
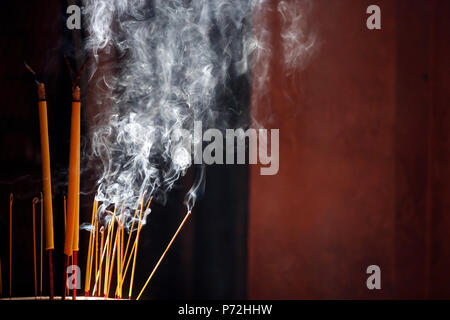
[118,202,125,298]
[103,205,117,297]
[92,226,107,296]
[84,200,98,295]
[120,196,141,274]
[119,197,152,294]
[128,196,146,299]
[136,211,192,300]
[40,193,43,298]
[106,230,119,297]
[63,196,69,297]
[9,193,13,298]
[0,257,2,297]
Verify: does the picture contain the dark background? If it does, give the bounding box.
[1,0,450,300]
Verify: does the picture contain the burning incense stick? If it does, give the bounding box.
[85,200,98,296]
[92,226,109,296]
[32,197,39,298]
[128,196,146,299]
[97,227,105,296]
[9,193,13,298]
[136,210,192,300]
[40,193,43,297]
[72,148,81,300]
[94,215,99,295]
[63,85,81,299]
[36,82,55,249]
[63,57,88,299]
[120,198,140,274]
[119,234,137,290]
[0,257,2,297]
[118,201,125,298]
[119,197,152,293]
[64,196,67,230]
[25,63,56,299]
[116,226,121,298]
[106,229,119,297]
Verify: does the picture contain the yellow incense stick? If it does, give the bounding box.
[0,257,2,297]
[92,225,108,297]
[85,200,98,294]
[119,231,137,290]
[32,197,39,298]
[94,215,99,295]
[97,227,105,296]
[119,201,125,296]
[72,149,80,254]
[103,205,117,296]
[106,230,119,297]
[136,211,191,300]
[9,193,13,298]
[120,197,141,274]
[40,193,43,297]
[37,83,54,251]
[86,203,98,293]
[119,197,152,293]
[64,87,81,257]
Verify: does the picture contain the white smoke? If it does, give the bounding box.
[82,0,315,228]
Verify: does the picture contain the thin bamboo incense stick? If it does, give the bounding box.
[128,196,146,299]
[118,201,125,298]
[106,229,119,297]
[136,210,192,300]
[64,196,67,230]
[9,193,13,298]
[32,197,39,298]
[63,56,88,299]
[25,64,55,300]
[103,220,112,296]
[91,225,104,297]
[114,208,123,298]
[37,84,55,245]
[89,202,99,282]
[64,196,68,297]
[92,226,109,296]
[72,144,81,300]
[119,197,152,293]
[97,227,105,296]
[116,227,121,298]
[40,193,43,298]
[0,257,2,297]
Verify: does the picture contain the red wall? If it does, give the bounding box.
[248,0,450,299]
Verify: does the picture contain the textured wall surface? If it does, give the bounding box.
[248,0,450,299]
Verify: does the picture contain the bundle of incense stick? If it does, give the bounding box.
[3,59,192,300]
[88,196,151,299]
